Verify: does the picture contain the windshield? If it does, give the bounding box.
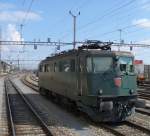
[119,56,134,73]
[87,57,113,73]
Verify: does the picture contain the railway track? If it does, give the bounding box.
[136,107,150,116]
[5,78,52,136]
[21,75,38,91]
[137,81,150,100]
[30,75,39,82]
[138,92,150,100]
[23,74,150,136]
[138,85,150,100]
[100,120,150,136]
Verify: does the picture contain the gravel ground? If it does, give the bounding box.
[0,77,9,136]
[13,76,114,136]
[110,123,149,136]
[6,79,47,136]
[129,112,150,130]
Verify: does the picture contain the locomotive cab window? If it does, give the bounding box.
[87,57,113,73]
[118,57,134,73]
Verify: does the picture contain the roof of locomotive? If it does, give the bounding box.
[40,49,133,64]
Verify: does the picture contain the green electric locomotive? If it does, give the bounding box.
[38,41,144,122]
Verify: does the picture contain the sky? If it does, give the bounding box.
[1,0,150,69]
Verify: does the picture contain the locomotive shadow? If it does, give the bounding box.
[15,93,92,131]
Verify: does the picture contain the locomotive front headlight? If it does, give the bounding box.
[129,89,134,94]
[98,89,103,95]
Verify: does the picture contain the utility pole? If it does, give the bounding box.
[17,54,20,71]
[69,11,80,49]
[20,24,24,42]
[118,29,122,51]
[20,24,25,52]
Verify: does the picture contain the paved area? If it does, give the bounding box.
[0,77,9,136]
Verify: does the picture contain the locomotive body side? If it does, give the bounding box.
[38,50,143,122]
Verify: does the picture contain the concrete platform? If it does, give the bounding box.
[0,77,9,136]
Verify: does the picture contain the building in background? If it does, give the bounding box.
[0,61,11,74]
[134,60,145,84]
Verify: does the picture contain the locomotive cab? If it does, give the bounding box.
[77,42,144,121]
[86,55,137,97]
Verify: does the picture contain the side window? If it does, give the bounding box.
[59,61,63,72]
[47,63,52,72]
[63,61,70,72]
[87,57,92,72]
[54,62,59,72]
[42,65,45,72]
[47,65,50,72]
[58,59,75,72]
[44,65,47,72]
[46,64,50,72]
[39,65,42,72]
[70,59,75,72]
[41,64,52,72]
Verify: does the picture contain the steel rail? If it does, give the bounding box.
[25,75,38,87]
[135,108,150,116]
[125,121,150,134]
[7,79,52,136]
[100,124,125,136]
[138,93,150,100]
[22,76,38,91]
[30,75,39,82]
[138,95,150,100]
[4,79,16,136]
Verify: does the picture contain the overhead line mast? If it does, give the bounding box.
[69,11,80,49]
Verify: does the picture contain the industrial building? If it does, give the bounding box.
[0,61,11,74]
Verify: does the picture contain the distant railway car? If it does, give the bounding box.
[38,41,145,122]
[134,60,145,84]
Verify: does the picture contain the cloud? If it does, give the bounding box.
[0,11,42,23]
[132,18,150,28]
[0,2,15,10]
[2,24,24,52]
[6,24,22,41]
